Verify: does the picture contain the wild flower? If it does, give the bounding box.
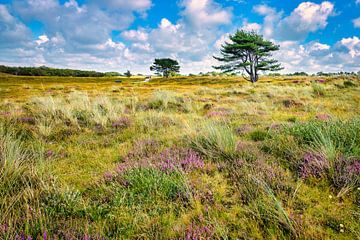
[103,171,114,182]
[347,159,360,175]
[316,114,331,121]
[206,108,232,118]
[235,124,252,135]
[185,223,213,240]
[17,116,36,125]
[111,117,132,129]
[332,156,360,189]
[299,152,329,179]
[157,148,204,173]
[45,150,55,159]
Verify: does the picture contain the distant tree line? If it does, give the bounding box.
[0,65,123,77]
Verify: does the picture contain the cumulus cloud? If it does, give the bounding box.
[353,17,360,28]
[253,1,334,41]
[0,4,32,48]
[181,0,232,28]
[36,35,50,45]
[273,38,360,73]
[121,29,149,42]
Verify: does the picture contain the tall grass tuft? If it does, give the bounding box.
[189,121,237,161]
[0,124,44,236]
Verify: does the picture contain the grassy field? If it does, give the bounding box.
[0,74,360,239]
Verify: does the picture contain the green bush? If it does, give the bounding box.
[250,130,269,142]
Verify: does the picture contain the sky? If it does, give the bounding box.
[0,0,359,74]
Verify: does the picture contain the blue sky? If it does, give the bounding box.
[0,0,359,74]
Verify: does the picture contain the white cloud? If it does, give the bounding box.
[241,21,262,32]
[339,37,360,58]
[36,35,50,45]
[272,38,360,73]
[356,0,360,4]
[253,1,334,41]
[91,0,152,11]
[353,17,360,28]
[121,29,148,42]
[181,0,232,28]
[0,4,32,48]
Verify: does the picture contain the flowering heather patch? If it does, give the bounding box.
[17,116,36,125]
[299,152,329,179]
[316,113,331,121]
[103,171,114,182]
[45,150,55,159]
[112,146,204,179]
[317,79,326,83]
[332,156,360,188]
[235,124,252,135]
[0,112,11,118]
[123,139,159,162]
[111,117,132,129]
[184,223,213,240]
[157,148,204,173]
[347,159,360,175]
[206,108,232,118]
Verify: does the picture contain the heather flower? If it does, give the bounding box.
[317,79,326,83]
[103,171,114,181]
[316,113,331,121]
[235,124,252,135]
[18,116,36,125]
[332,156,360,188]
[206,108,232,118]
[45,150,55,159]
[112,117,132,129]
[185,223,213,240]
[347,159,360,175]
[157,148,204,173]
[299,152,329,179]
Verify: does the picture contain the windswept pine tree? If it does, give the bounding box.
[150,58,180,78]
[214,30,283,83]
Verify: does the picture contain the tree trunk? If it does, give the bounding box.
[250,71,258,83]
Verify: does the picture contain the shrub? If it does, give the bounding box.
[250,130,269,142]
[343,80,357,88]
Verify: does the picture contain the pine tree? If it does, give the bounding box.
[150,58,180,78]
[214,30,283,83]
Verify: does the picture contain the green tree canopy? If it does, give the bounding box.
[124,70,132,78]
[150,58,180,78]
[213,30,283,83]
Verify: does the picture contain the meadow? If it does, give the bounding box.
[0,74,360,239]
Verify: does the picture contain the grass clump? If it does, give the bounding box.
[189,121,237,161]
[312,82,326,96]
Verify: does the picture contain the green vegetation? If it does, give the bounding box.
[150,58,180,78]
[0,65,120,77]
[0,74,359,239]
[214,30,282,83]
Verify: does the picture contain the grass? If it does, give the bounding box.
[0,74,359,239]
